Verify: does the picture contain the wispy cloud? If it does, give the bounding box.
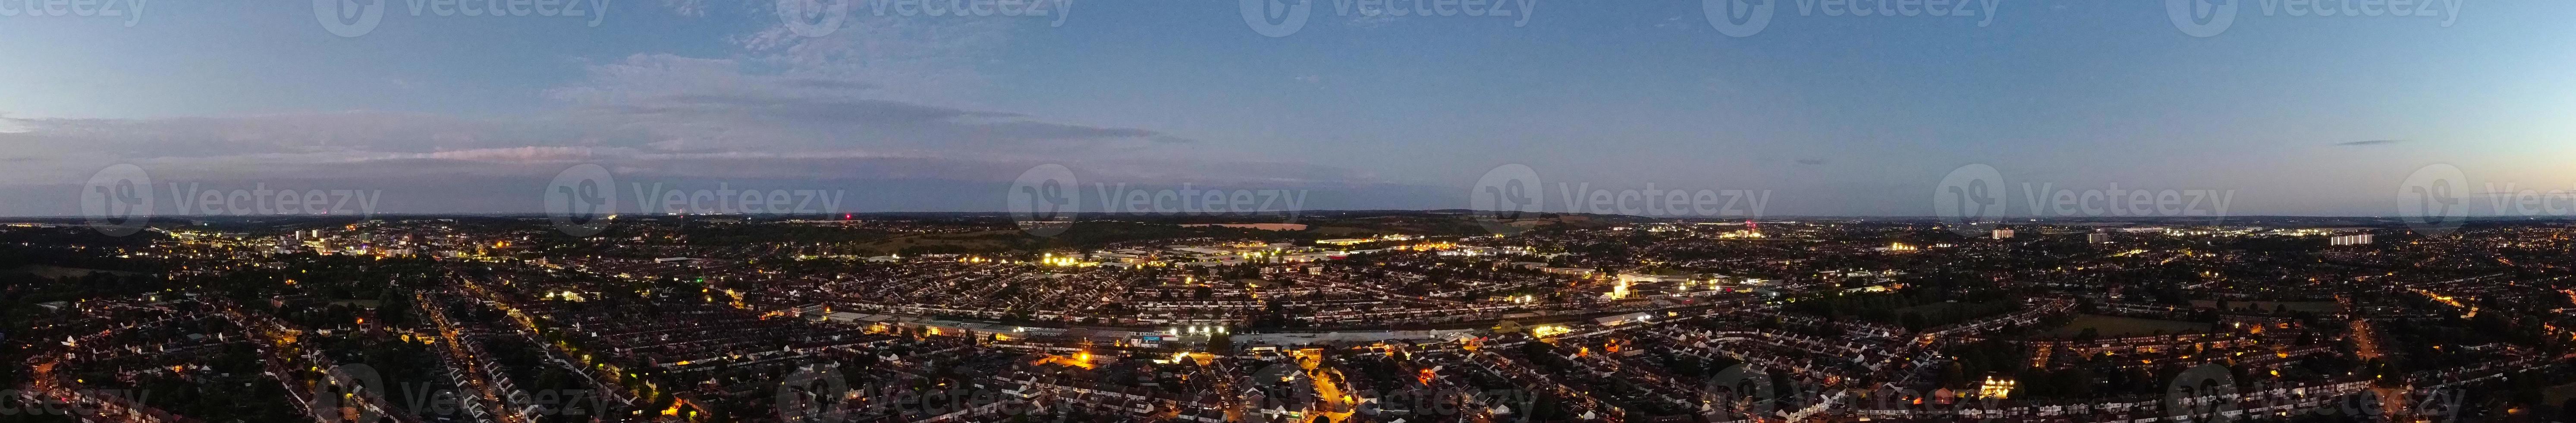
[0,6,1390,216]
[2332,139,2406,146]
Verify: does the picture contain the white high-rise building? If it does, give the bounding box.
[2330,234,2375,246]
[2088,233,2112,243]
[1992,229,2016,240]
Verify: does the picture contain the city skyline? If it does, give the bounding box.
[8,5,2576,420]
[3,1,2571,217]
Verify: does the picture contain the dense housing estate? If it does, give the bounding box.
[3,213,2573,423]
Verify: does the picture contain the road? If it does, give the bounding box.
[417,290,526,423]
[2340,294,2410,421]
[1301,351,1354,423]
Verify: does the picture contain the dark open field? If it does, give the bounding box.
[2048,314,2211,338]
